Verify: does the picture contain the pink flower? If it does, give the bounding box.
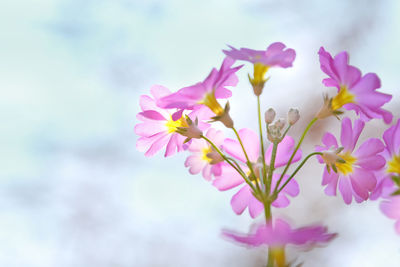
[316,117,385,204]
[223,43,295,95]
[184,128,225,181]
[223,218,336,266]
[212,128,302,218]
[135,85,210,157]
[223,42,296,68]
[157,57,241,118]
[380,196,400,234]
[371,118,400,199]
[318,47,392,123]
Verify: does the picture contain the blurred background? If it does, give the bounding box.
[1,0,400,266]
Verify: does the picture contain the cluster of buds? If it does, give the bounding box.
[265,108,300,142]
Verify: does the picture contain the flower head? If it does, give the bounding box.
[371,118,400,199]
[316,117,386,204]
[318,47,392,123]
[212,128,302,218]
[184,128,225,181]
[135,85,210,157]
[223,218,336,266]
[223,42,295,95]
[157,57,241,127]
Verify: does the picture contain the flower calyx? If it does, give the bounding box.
[315,94,343,120]
[176,115,202,143]
[210,101,234,128]
[321,146,345,173]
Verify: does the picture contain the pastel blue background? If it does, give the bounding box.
[1,0,399,266]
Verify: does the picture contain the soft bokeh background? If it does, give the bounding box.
[1,0,400,266]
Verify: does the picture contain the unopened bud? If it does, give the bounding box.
[274,118,286,130]
[267,124,281,142]
[265,108,276,124]
[288,108,300,125]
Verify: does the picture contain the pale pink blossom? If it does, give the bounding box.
[223,42,296,68]
[135,85,210,157]
[223,218,336,248]
[157,57,241,117]
[212,128,302,218]
[318,47,392,123]
[184,128,225,181]
[316,117,385,204]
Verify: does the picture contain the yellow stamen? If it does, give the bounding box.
[387,154,400,174]
[199,92,224,116]
[253,63,269,84]
[336,152,357,175]
[165,116,188,133]
[331,86,355,110]
[271,247,286,267]
[201,146,213,163]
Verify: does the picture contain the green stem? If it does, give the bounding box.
[257,96,268,186]
[274,117,318,191]
[266,141,278,196]
[264,199,273,267]
[267,249,274,267]
[201,135,258,193]
[232,126,260,188]
[275,152,322,195]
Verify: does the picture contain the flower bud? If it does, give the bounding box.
[267,124,281,142]
[265,108,276,124]
[274,118,286,130]
[288,108,300,125]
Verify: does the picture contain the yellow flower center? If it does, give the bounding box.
[387,154,400,174]
[201,146,213,163]
[336,152,357,175]
[331,86,355,110]
[253,63,269,84]
[199,92,224,116]
[165,116,188,133]
[271,246,286,267]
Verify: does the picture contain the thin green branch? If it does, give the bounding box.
[201,135,258,193]
[274,117,318,191]
[257,96,268,186]
[275,152,322,195]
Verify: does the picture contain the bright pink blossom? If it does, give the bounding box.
[157,57,241,117]
[316,117,385,204]
[223,218,336,248]
[318,47,392,123]
[185,128,224,180]
[223,42,296,68]
[135,85,210,157]
[212,128,302,218]
[380,196,400,234]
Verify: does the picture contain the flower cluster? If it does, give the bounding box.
[135,43,396,266]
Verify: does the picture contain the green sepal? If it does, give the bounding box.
[331,164,338,173]
[391,189,400,196]
[391,175,400,186]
